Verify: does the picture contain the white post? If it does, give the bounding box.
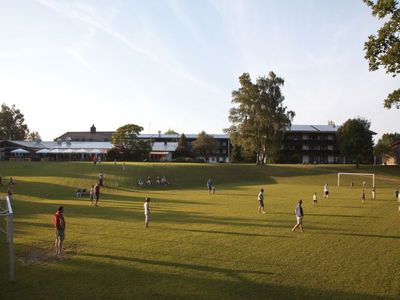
[337,173,340,186]
[6,196,15,282]
[373,174,375,187]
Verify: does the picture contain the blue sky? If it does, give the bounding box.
[0,0,398,140]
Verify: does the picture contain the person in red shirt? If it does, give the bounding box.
[94,183,100,206]
[52,206,66,255]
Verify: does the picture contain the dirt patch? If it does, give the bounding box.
[18,243,78,266]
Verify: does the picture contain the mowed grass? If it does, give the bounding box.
[0,162,399,299]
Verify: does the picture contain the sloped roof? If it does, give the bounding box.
[289,125,337,132]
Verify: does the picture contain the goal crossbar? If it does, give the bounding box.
[337,172,375,187]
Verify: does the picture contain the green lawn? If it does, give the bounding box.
[1,162,399,299]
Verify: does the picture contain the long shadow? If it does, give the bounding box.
[170,227,292,238]
[331,232,400,240]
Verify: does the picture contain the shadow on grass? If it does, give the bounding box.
[169,227,292,238]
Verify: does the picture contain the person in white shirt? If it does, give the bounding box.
[144,197,151,228]
[312,192,318,206]
[323,184,329,198]
[258,189,266,214]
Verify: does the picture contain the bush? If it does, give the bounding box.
[172,157,194,163]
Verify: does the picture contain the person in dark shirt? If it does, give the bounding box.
[291,200,304,232]
[94,183,100,206]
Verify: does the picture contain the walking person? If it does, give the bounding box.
[52,206,66,255]
[144,197,150,228]
[207,178,214,194]
[312,192,318,207]
[94,183,100,206]
[292,200,304,232]
[258,189,266,214]
[361,190,366,204]
[323,183,329,198]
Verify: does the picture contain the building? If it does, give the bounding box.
[279,125,339,164]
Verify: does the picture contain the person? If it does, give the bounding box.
[52,206,66,255]
[89,185,95,205]
[258,189,266,214]
[156,176,161,185]
[8,177,14,186]
[93,156,97,165]
[207,178,214,194]
[350,182,354,187]
[98,172,104,186]
[292,200,304,232]
[372,187,376,200]
[138,178,144,187]
[144,197,150,228]
[147,176,152,186]
[312,192,318,207]
[94,183,100,206]
[395,189,399,199]
[363,180,366,188]
[323,183,329,198]
[361,190,366,204]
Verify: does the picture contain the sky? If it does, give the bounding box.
[0,0,399,141]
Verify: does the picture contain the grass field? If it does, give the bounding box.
[0,162,399,299]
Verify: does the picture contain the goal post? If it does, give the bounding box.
[0,196,15,282]
[337,172,375,187]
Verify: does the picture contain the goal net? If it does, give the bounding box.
[337,173,375,187]
[0,196,15,282]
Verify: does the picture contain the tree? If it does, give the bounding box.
[337,118,374,167]
[174,133,193,158]
[230,144,243,162]
[192,131,217,162]
[364,0,400,109]
[27,131,41,141]
[225,72,295,164]
[373,133,400,163]
[0,104,30,140]
[111,124,152,161]
[164,129,178,134]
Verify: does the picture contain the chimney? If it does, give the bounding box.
[90,124,96,134]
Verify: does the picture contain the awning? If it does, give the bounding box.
[150,152,169,155]
[36,149,50,154]
[11,148,30,154]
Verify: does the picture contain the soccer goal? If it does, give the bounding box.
[0,196,15,282]
[337,172,375,187]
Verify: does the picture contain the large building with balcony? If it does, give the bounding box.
[279,125,339,164]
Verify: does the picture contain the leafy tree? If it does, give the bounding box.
[174,133,193,158]
[364,0,400,109]
[226,72,295,164]
[111,124,152,161]
[337,118,374,167]
[192,131,217,162]
[230,144,243,162]
[373,133,400,163]
[164,129,178,134]
[0,104,30,140]
[27,131,41,141]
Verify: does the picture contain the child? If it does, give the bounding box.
[323,183,329,198]
[312,192,318,206]
[144,197,150,228]
[361,190,365,204]
[89,185,95,205]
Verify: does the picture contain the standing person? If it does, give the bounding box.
[323,183,329,198]
[361,190,366,204]
[363,180,366,188]
[8,177,14,186]
[144,197,150,228]
[372,187,376,200]
[292,200,304,232]
[52,206,66,255]
[395,189,399,200]
[89,185,95,205]
[207,178,213,194]
[312,192,318,207]
[94,183,100,206]
[98,172,104,186]
[257,189,266,214]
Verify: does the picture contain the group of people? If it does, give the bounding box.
[138,176,170,187]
